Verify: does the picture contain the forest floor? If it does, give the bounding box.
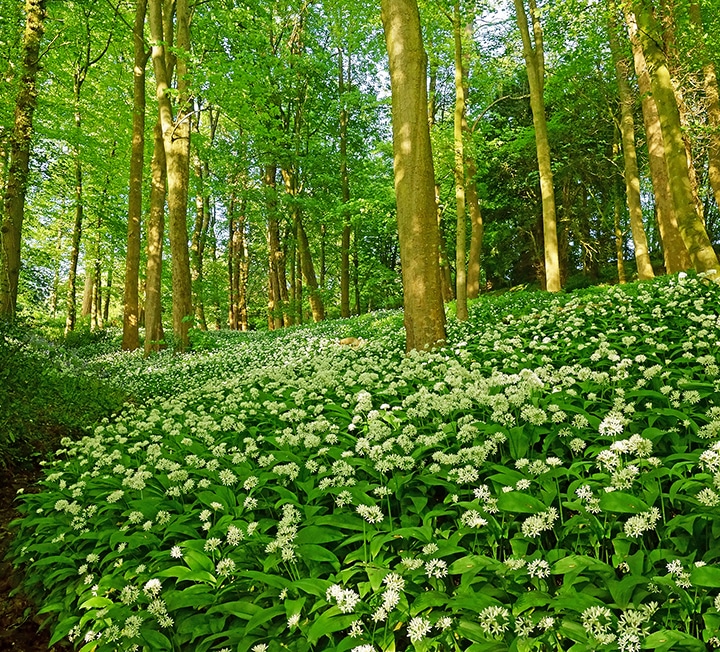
[0,466,69,652]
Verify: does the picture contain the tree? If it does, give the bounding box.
[452,0,468,320]
[381,0,446,351]
[122,0,147,351]
[607,11,654,280]
[148,0,194,350]
[1,0,47,320]
[512,0,561,291]
[633,0,720,277]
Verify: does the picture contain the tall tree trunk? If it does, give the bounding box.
[122,0,147,350]
[463,21,484,299]
[103,264,112,323]
[625,8,690,273]
[633,0,720,277]
[381,0,447,351]
[265,163,284,330]
[338,48,352,318]
[513,0,561,292]
[0,0,46,320]
[148,0,193,351]
[689,0,720,213]
[144,120,166,356]
[65,144,84,335]
[452,0,468,321]
[352,228,360,314]
[608,15,654,280]
[282,166,324,322]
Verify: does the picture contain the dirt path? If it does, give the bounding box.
[0,468,69,652]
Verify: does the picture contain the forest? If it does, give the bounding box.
[3,0,720,650]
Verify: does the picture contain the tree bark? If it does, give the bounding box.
[144,120,166,356]
[608,16,654,280]
[265,163,285,330]
[452,0,468,321]
[339,48,352,319]
[625,8,690,273]
[0,0,46,320]
[381,0,446,351]
[122,0,147,351]
[148,0,194,350]
[689,0,720,214]
[282,166,324,322]
[513,0,561,292]
[633,0,720,277]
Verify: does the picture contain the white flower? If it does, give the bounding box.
[287,613,301,628]
[356,504,384,524]
[424,558,448,579]
[143,578,162,597]
[407,616,432,642]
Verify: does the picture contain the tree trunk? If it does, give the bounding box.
[513,0,561,292]
[608,16,654,280]
[381,0,447,351]
[689,0,720,213]
[65,147,84,335]
[339,48,352,318]
[265,163,285,330]
[144,120,166,356]
[633,0,720,277]
[281,166,324,322]
[148,0,194,350]
[122,0,147,350]
[103,264,112,323]
[0,0,46,320]
[452,0,468,321]
[625,8,690,273]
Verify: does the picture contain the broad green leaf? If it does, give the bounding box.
[598,492,649,513]
[496,491,547,514]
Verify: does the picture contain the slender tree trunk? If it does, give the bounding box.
[282,166,324,322]
[265,163,284,330]
[463,21,484,299]
[513,0,561,292]
[81,260,94,317]
[381,0,447,351]
[50,222,62,316]
[689,0,720,213]
[0,0,46,320]
[452,0,468,321]
[65,144,84,335]
[608,16,654,280]
[122,0,147,350]
[144,120,166,356]
[148,0,193,350]
[352,228,360,314]
[625,9,690,273]
[103,264,112,323]
[633,0,720,277]
[338,49,352,318]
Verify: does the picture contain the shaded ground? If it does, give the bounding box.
[0,467,69,652]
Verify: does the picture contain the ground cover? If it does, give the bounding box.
[8,273,720,651]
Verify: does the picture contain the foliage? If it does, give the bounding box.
[0,321,127,469]
[9,274,720,651]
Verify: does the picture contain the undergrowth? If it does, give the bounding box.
[8,273,720,651]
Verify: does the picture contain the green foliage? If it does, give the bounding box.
[0,322,127,469]
[9,273,720,650]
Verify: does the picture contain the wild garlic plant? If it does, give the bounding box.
[10,273,720,651]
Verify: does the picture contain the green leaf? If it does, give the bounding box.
[598,492,649,513]
[644,630,705,651]
[306,608,356,645]
[496,491,547,514]
[689,565,720,588]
